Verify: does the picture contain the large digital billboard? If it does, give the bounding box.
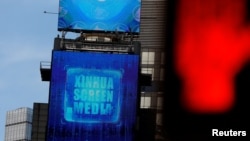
[58,0,141,34]
[46,51,139,141]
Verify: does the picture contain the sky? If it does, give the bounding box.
[0,0,77,139]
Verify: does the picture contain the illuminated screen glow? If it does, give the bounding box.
[65,68,122,123]
[58,0,141,34]
[47,51,139,140]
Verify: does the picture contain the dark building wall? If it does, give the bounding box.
[31,103,48,141]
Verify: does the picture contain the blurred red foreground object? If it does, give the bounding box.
[175,0,250,113]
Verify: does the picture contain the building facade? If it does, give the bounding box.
[136,0,166,139]
[31,103,48,141]
[4,107,33,141]
[39,0,167,140]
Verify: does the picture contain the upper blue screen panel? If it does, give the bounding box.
[58,0,141,34]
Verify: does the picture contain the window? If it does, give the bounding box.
[141,68,154,80]
[157,97,163,109]
[160,68,165,81]
[142,52,155,64]
[140,97,151,108]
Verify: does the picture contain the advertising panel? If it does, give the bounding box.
[58,0,141,34]
[46,51,139,141]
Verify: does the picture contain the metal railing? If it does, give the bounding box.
[54,37,137,53]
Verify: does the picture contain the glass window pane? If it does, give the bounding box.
[140,97,151,108]
[142,52,155,64]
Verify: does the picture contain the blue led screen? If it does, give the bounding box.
[58,0,141,34]
[46,51,139,141]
